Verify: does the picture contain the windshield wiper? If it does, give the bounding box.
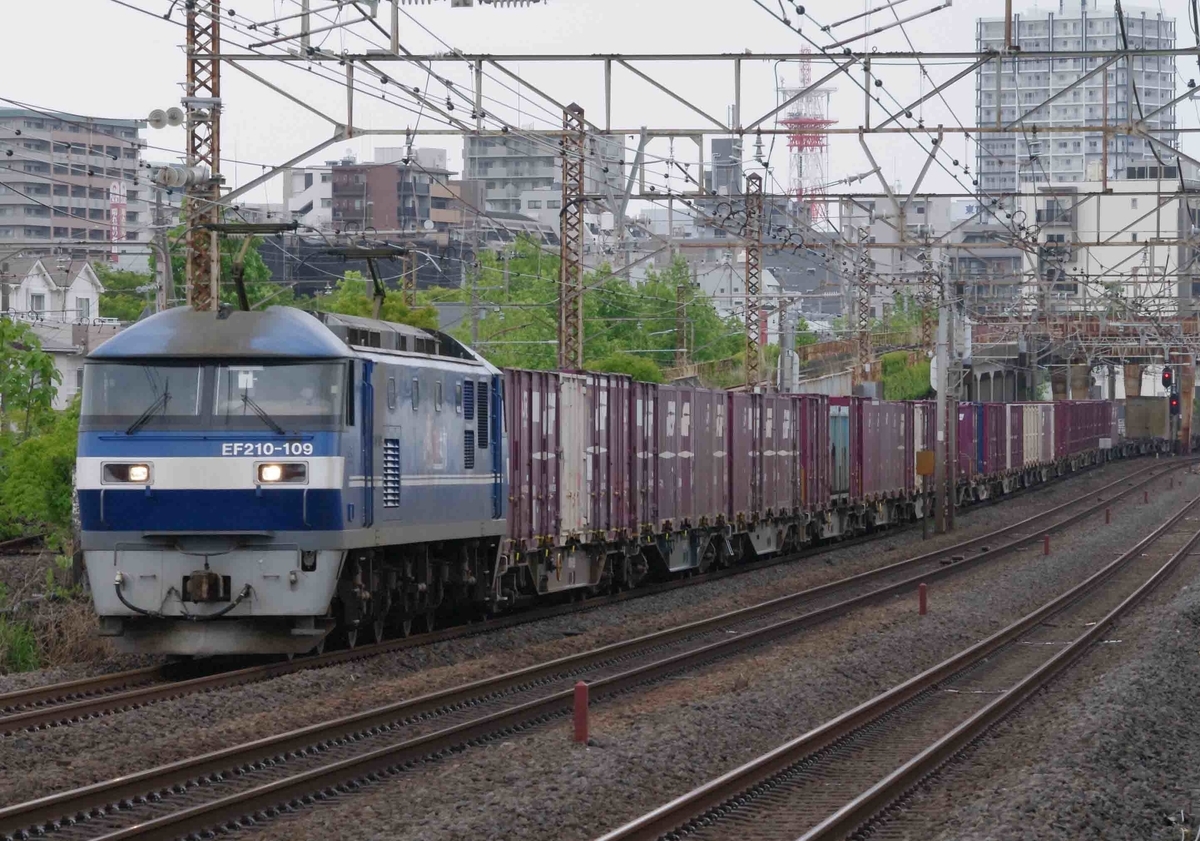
[125,388,170,435]
[240,392,287,436]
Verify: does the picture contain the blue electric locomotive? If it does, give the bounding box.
[78,306,506,655]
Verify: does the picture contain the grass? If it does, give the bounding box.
[0,615,40,672]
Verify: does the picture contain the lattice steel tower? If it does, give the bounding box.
[780,48,835,227]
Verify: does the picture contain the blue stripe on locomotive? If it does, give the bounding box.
[79,488,345,532]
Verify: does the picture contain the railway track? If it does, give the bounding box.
[595,488,1200,841]
[0,459,1191,841]
[0,457,1178,735]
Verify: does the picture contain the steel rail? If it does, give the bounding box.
[0,459,1187,840]
[595,493,1200,841]
[1,455,1159,734]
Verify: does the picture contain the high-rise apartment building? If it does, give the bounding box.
[975,0,1176,192]
[0,109,153,271]
[463,133,623,215]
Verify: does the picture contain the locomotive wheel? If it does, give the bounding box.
[372,614,386,644]
[424,609,436,633]
[313,637,326,655]
[400,618,413,637]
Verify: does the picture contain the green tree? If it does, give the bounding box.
[588,352,665,383]
[93,264,152,322]
[308,272,440,331]
[0,401,79,544]
[0,319,60,439]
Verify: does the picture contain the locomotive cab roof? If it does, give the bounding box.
[89,306,489,367]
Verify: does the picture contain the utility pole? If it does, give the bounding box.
[780,309,796,393]
[502,248,511,298]
[855,225,873,383]
[675,278,688,369]
[744,172,764,390]
[185,0,222,311]
[153,188,171,312]
[558,103,586,371]
[934,270,950,534]
[402,251,416,306]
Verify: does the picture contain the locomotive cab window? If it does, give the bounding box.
[80,363,204,431]
[212,362,346,431]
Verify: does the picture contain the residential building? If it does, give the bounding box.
[25,321,125,409]
[284,164,335,231]
[1,257,105,322]
[975,1,1176,192]
[0,109,153,272]
[1016,166,1200,315]
[330,149,474,237]
[463,133,622,214]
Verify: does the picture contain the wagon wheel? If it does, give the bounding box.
[423,609,437,633]
[372,614,387,644]
[400,617,414,637]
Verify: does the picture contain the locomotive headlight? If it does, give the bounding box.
[103,463,152,484]
[257,463,307,484]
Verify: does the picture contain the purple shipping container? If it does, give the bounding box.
[982,403,1005,476]
[761,394,798,516]
[798,394,830,511]
[956,403,979,480]
[504,369,560,552]
[728,393,760,522]
[862,399,907,498]
[691,389,729,525]
[1007,404,1024,470]
[631,381,657,532]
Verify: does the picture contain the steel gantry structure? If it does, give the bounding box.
[143,0,1198,410]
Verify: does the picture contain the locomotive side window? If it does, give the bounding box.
[455,382,463,415]
[435,380,443,412]
[386,376,396,410]
[411,377,420,411]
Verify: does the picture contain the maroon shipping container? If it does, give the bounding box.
[585,373,632,540]
[906,400,937,494]
[862,399,907,498]
[1007,404,1024,470]
[956,403,979,480]
[728,392,761,521]
[798,394,830,510]
[1054,401,1072,459]
[761,394,798,516]
[982,403,1006,476]
[630,380,657,532]
[691,389,729,525]
[504,369,560,552]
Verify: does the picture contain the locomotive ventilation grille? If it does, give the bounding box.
[383,438,401,508]
[464,430,476,469]
[463,380,475,421]
[477,382,489,449]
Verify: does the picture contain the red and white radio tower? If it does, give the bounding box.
[780,49,835,227]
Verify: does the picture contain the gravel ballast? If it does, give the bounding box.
[0,457,1183,811]
[211,465,1200,841]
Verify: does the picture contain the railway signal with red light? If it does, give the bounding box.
[1163,366,1174,389]
[1170,392,1181,415]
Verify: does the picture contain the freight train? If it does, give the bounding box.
[76,307,1164,655]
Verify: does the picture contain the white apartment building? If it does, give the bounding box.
[283,165,334,231]
[1017,167,1200,315]
[976,0,1176,192]
[464,133,623,214]
[0,109,154,272]
[1,257,104,322]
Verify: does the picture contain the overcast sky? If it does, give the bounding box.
[3,0,1196,211]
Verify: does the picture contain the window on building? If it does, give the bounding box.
[52,184,68,197]
[320,198,332,208]
[29,293,44,312]
[1131,198,1138,209]
[78,297,90,319]
[527,200,542,209]
[547,200,561,209]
